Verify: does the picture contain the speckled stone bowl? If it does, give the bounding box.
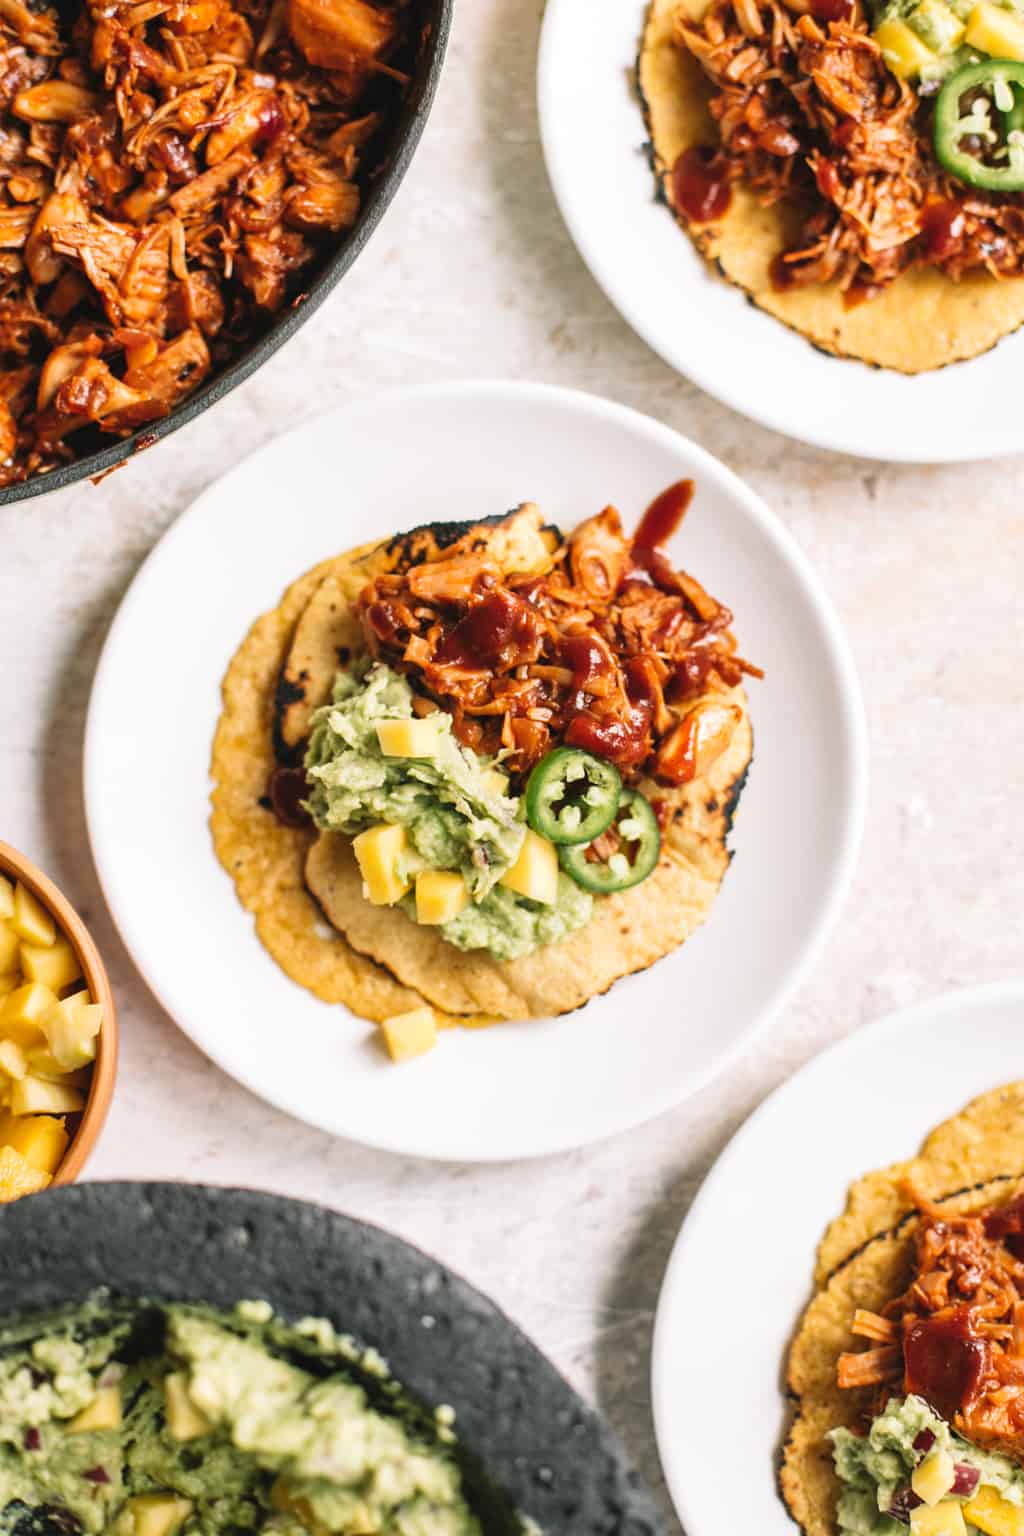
[0,1183,665,1536]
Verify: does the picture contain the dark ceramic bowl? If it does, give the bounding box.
[1,2,451,507]
[0,1184,665,1536]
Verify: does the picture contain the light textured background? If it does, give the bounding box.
[3,1,1024,1529]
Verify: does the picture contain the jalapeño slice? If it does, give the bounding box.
[525,748,622,846]
[559,789,661,895]
[934,59,1024,191]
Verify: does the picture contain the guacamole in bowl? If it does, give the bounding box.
[0,1185,664,1536]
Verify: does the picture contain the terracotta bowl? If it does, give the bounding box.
[0,840,117,1184]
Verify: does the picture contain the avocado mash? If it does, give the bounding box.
[303,663,593,962]
[832,1395,1024,1535]
[0,1297,499,1536]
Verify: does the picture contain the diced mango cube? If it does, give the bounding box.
[352,824,411,906]
[963,1485,1024,1536]
[0,1114,68,1175]
[0,1041,28,1081]
[11,884,56,947]
[381,1007,437,1063]
[0,877,13,920]
[0,983,57,1048]
[415,870,468,925]
[43,995,102,1070]
[375,717,442,758]
[117,1497,192,1536]
[0,1145,50,1202]
[0,922,18,974]
[67,1385,122,1433]
[965,0,1024,57]
[19,937,82,994]
[499,829,558,905]
[874,16,937,76]
[911,1503,967,1536]
[163,1373,212,1440]
[10,1075,85,1116]
[0,975,19,1001]
[912,1451,956,1507]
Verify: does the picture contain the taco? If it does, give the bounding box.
[210,493,759,1059]
[782,1083,1024,1536]
[639,0,1024,372]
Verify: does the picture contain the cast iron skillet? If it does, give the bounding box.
[0,0,452,507]
[0,1184,666,1536]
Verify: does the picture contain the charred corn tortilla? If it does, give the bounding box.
[781,1082,1024,1536]
[639,0,1024,372]
[211,514,753,1029]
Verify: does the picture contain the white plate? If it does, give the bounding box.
[652,981,1024,1536]
[538,0,1024,463]
[84,380,866,1162]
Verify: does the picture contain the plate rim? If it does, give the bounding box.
[83,377,869,1162]
[649,978,1024,1534]
[536,0,1024,465]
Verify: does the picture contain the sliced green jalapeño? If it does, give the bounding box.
[934,59,1024,190]
[559,789,661,895]
[524,747,622,846]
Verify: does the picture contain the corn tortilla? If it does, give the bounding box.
[639,0,1024,372]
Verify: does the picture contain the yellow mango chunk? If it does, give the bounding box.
[10,1075,85,1116]
[381,1007,437,1063]
[965,1,1024,57]
[0,1113,68,1175]
[0,983,57,1048]
[352,824,410,906]
[0,1040,28,1081]
[0,922,18,974]
[874,16,936,76]
[0,1145,50,1202]
[911,1502,967,1536]
[415,871,468,925]
[11,883,56,947]
[20,937,82,994]
[0,975,19,1001]
[67,1385,122,1433]
[499,829,558,905]
[164,1373,212,1440]
[963,1485,1024,1536]
[117,1497,193,1536]
[912,1451,955,1507]
[375,717,442,758]
[43,995,102,1070]
[0,877,13,921]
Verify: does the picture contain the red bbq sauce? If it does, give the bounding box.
[920,201,966,262]
[671,148,732,224]
[562,632,613,693]
[267,766,313,829]
[810,0,854,20]
[904,1307,990,1421]
[633,479,694,558]
[436,590,541,670]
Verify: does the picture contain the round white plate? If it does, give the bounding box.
[538,0,1024,463]
[84,380,866,1162]
[652,981,1024,1536]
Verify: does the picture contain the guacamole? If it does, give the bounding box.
[832,1395,1024,1535]
[0,1298,497,1536]
[303,663,593,962]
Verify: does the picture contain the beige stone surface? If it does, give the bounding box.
[2,2,1024,1530]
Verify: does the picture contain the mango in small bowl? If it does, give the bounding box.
[0,841,117,1198]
